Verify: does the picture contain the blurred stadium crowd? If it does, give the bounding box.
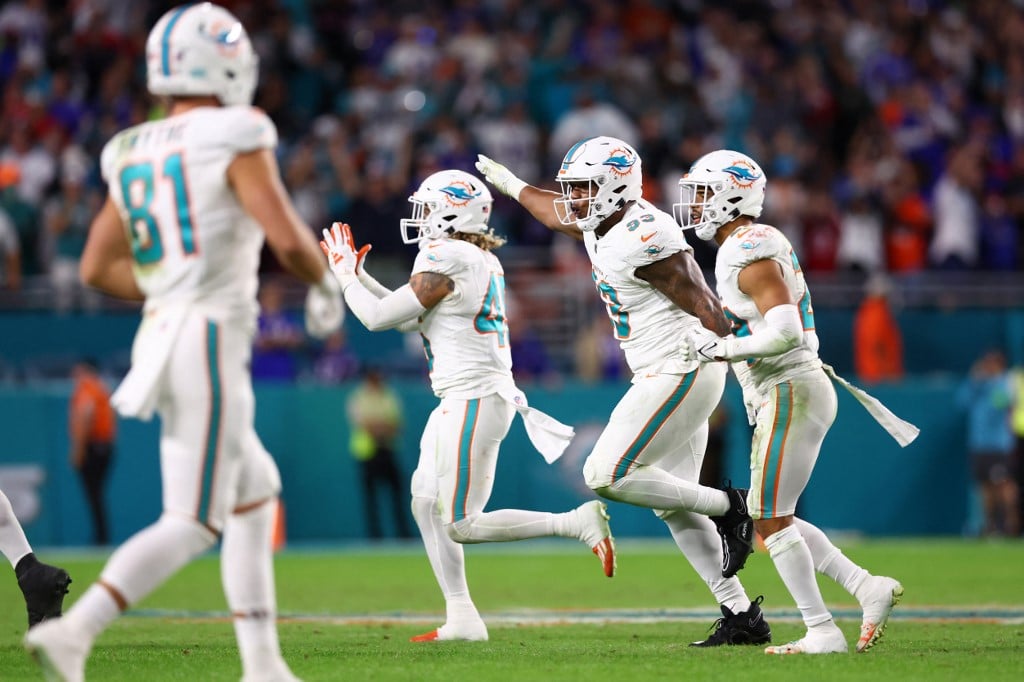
[1,0,1023,290]
[1,0,1023,383]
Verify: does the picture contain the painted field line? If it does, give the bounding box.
[128,606,1024,626]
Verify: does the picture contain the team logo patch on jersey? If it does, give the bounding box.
[722,160,762,188]
[604,148,637,177]
[439,181,481,207]
[644,245,664,256]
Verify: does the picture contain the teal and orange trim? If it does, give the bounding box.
[611,370,698,482]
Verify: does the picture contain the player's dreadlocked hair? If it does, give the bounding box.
[452,231,506,251]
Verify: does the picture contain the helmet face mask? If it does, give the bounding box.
[554,136,642,232]
[400,170,494,244]
[146,3,258,107]
[674,150,766,241]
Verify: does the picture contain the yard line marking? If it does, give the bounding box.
[127,606,1024,626]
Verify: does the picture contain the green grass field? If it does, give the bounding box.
[3,538,1023,681]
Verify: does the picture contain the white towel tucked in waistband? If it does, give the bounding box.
[822,363,920,447]
[497,387,575,464]
[110,305,189,421]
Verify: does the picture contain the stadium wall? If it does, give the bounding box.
[0,377,965,546]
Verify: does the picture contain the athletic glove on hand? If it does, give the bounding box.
[320,222,363,287]
[475,154,527,200]
[681,327,731,364]
[305,271,344,339]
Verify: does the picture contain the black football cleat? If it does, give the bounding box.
[710,484,754,578]
[690,595,771,647]
[17,554,72,627]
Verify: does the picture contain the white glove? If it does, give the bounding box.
[319,222,360,288]
[681,327,731,364]
[475,154,528,200]
[305,272,344,339]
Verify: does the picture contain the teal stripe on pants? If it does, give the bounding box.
[612,370,697,482]
[452,399,480,522]
[761,383,793,519]
[198,320,221,524]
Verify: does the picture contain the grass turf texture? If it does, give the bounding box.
[2,538,1023,680]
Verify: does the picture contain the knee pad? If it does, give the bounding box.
[583,454,614,490]
[444,514,480,544]
[410,495,437,525]
[410,466,437,500]
[653,508,675,521]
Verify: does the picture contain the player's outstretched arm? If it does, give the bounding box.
[320,223,427,332]
[635,251,730,336]
[230,148,343,338]
[229,149,327,285]
[80,197,144,301]
[475,154,582,240]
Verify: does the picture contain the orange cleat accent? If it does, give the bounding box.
[593,537,616,578]
[410,629,440,642]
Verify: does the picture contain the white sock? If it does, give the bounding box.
[68,514,216,642]
[794,517,869,596]
[0,490,32,568]
[450,510,564,543]
[764,525,832,628]
[604,466,729,516]
[222,500,286,675]
[411,495,475,616]
[662,510,750,613]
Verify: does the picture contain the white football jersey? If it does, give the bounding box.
[583,199,703,376]
[100,106,277,323]
[412,237,514,399]
[714,223,821,392]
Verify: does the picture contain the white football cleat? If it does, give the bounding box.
[856,575,904,652]
[764,622,848,655]
[24,618,88,682]
[410,618,488,643]
[577,500,616,578]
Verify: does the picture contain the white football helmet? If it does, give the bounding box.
[400,170,494,244]
[146,3,258,107]
[674,149,766,241]
[554,136,642,232]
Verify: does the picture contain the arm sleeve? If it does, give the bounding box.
[358,269,394,299]
[344,281,426,332]
[721,304,803,360]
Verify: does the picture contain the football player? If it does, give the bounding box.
[476,137,771,647]
[24,4,343,680]
[320,169,615,643]
[677,149,915,654]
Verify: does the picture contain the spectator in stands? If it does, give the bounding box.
[853,274,904,384]
[252,279,305,382]
[957,349,1019,537]
[930,145,983,270]
[311,329,360,384]
[68,359,115,545]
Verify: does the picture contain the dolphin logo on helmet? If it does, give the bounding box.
[675,150,767,241]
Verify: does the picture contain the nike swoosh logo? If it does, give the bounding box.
[640,233,656,242]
